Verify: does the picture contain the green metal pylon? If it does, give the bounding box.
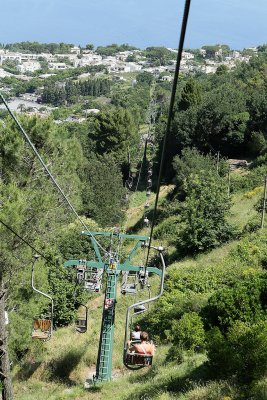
[64,231,163,383]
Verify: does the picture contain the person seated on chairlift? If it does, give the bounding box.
[129,331,155,356]
[131,324,141,340]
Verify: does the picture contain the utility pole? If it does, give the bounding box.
[65,231,163,383]
[261,175,267,229]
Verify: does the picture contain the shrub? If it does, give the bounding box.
[207,320,267,383]
[153,215,181,242]
[171,312,205,352]
[202,276,266,332]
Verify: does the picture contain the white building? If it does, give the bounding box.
[48,62,68,70]
[17,61,41,73]
[182,51,194,60]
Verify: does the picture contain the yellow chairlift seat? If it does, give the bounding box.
[32,319,52,340]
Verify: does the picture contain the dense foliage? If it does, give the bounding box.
[3,41,74,54]
[2,42,267,398]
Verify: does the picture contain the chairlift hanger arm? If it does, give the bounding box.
[31,258,53,304]
[123,252,166,363]
[31,256,54,337]
[90,237,103,263]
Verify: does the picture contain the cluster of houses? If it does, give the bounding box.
[0,45,258,79]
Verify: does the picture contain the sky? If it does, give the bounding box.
[1,0,266,50]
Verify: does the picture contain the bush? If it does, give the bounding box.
[207,320,267,383]
[202,275,266,332]
[171,312,205,352]
[153,215,181,242]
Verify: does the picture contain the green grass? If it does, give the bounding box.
[229,190,262,230]
[13,183,265,400]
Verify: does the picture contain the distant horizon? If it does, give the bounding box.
[1,0,266,50]
[1,40,264,52]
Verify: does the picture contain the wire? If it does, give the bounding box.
[145,0,191,266]
[0,218,51,262]
[0,93,108,256]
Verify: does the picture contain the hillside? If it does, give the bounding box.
[12,180,267,400]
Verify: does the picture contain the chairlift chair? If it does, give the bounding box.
[121,271,138,295]
[84,268,102,292]
[123,248,166,370]
[75,304,88,333]
[124,341,153,370]
[133,304,146,314]
[31,255,53,341]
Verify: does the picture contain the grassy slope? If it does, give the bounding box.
[13,185,262,400]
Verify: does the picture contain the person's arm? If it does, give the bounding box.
[128,344,136,353]
[149,343,155,356]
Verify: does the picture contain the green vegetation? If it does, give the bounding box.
[3,41,74,54]
[95,43,138,56]
[2,43,267,400]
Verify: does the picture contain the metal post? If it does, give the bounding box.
[227,166,231,198]
[261,176,267,229]
[216,151,220,174]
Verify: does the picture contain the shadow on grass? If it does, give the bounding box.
[15,361,43,381]
[123,360,211,400]
[47,346,86,385]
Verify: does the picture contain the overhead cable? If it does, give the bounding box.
[0,218,51,262]
[0,93,107,255]
[145,0,191,266]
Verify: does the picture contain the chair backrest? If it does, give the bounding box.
[33,319,51,332]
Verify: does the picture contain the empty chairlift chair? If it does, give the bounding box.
[121,271,138,295]
[75,304,88,333]
[84,267,102,292]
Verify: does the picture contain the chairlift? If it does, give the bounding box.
[84,268,102,292]
[123,249,166,370]
[124,341,153,370]
[121,271,138,295]
[138,270,149,288]
[75,304,88,333]
[144,217,149,226]
[133,304,146,314]
[76,265,86,284]
[31,255,53,341]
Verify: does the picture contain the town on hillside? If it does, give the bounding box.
[0,42,259,119]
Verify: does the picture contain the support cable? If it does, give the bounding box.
[0,93,107,256]
[145,0,191,266]
[0,218,51,262]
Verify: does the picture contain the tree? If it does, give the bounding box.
[173,149,232,253]
[136,71,154,86]
[82,154,126,227]
[216,65,228,75]
[0,114,87,397]
[171,312,205,352]
[91,108,139,163]
[145,46,174,66]
[85,43,94,50]
[179,78,202,111]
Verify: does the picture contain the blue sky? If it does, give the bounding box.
[1,0,266,49]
